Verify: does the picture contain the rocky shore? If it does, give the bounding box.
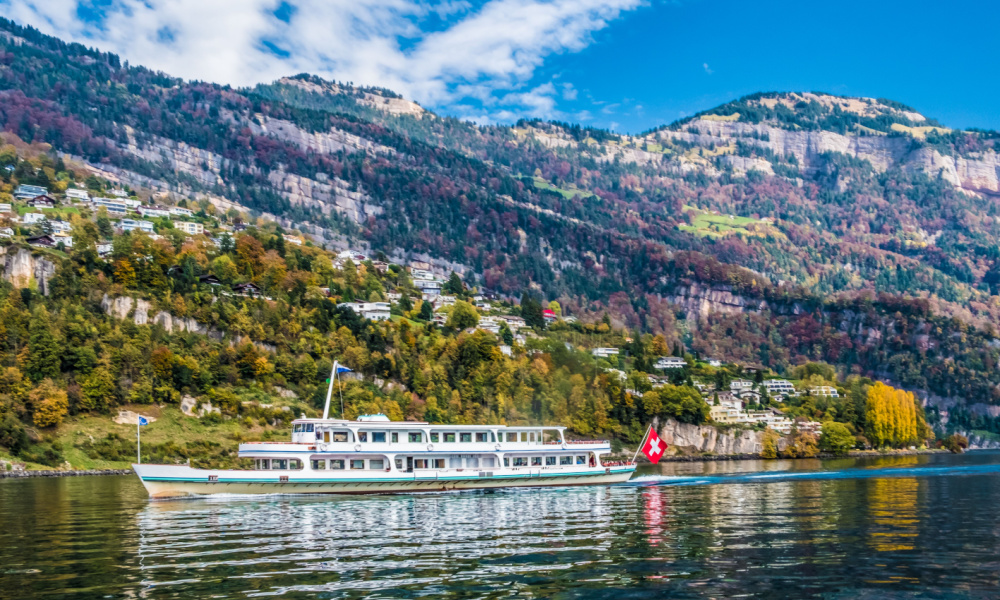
[0,469,132,479]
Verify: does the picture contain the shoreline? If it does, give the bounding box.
[0,469,133,479]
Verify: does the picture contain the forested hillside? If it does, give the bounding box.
[0,17,999,447]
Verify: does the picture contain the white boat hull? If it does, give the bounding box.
[133,464,636,498]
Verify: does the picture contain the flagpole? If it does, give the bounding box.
[338,368,345,418]
[631,424,652,465]
[137,418,141,464]
[323,360,338,420]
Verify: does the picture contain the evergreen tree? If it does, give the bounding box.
[444,271,464,295]
[418,300,434,321]
[26,305,60,382]
[521,293,544,329]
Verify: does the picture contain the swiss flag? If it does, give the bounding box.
[642,430,667,464]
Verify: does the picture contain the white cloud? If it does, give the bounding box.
[702,62,713,75]
[0,0,643,121]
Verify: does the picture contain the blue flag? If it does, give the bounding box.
[336,365,353,374]
[138,416,148,426]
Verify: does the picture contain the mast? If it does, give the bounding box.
[322,360,338,420]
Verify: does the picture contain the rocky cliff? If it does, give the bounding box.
[658,418,783,455]
[1,246,57,295]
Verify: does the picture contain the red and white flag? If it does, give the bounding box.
[642,429,667,464]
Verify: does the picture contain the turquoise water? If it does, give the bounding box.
[3,452,1000,599]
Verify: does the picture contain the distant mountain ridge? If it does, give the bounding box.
[5,17,1000,426]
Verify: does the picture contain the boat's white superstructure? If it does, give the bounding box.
[133,414,636,498]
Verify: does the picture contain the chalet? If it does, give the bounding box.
[543,309,557,324]
[737,390,763,404]
[233,282,262,295]
[499,315,527,329]
[562,315,578,324]
[371,260,389,274]
[433,311,449,326]
[49,220,72,234]
[433,295,457,308]
[26,234,55,247]
[477,316,501,335]
[592,347,620,359]
[15,184,47,200]
[198,274,222,285]
[654,356,687,370]
[28,195,56,209]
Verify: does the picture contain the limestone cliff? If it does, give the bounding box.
[1,246,58,295]
[657,418,782,455]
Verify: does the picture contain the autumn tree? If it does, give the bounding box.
[30,379,68,428]
[864,382,922,448]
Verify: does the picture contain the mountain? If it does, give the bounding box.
[1,18,1000,431]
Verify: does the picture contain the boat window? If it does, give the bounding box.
[483,457,495,468]
[476,432,487,443]
[333,431,348,443]
[560,456,572,465]
[256,459,269,469]
[449,456,462,468]
[330,459,345,470]
[409,432,423,443]
[460,432,472,443]
[467,457,479,468]
[395,458,403,470]
[531,457,542,466]
[576,456,586,465]
[350,459,365,470]
[372,432,386,443]
[503,457,509,467]
[311,459,326,470]
[545,456,556,466]
[490,432,496,443]
[444,432,456,443]
[294,424,303,433]
[513,457,528,467]
[370,459,385,470]
[433,459,446,469]
[290,459,302,470]
[391,432,398,443]
[529,432,536,443]
[430,432,439,442]
[414,459,428,469]
[506,432,517,442]
[273,459,289,470]
[358,432,368,443]
[316,430,323,441]
[305,424,314,432]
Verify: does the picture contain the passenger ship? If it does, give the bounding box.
[132,414,636,498]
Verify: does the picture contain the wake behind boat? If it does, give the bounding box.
[133,414,636,498]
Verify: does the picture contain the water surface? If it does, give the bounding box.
[3,452,1000,599]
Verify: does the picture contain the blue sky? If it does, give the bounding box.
[3,0,998,133]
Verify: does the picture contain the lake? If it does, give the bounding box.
[3,452,1000,599]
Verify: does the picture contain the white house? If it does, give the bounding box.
[338,302,391,321]
[15,184,47,199]
[120,219,155,233]
[49,220,72,234]
[706,358,723,368]
[96,243,113,256]
[810,386,840,398]
[654,356,687,370]
[0,203,11,213]
[0,227,13,238]
[109,189,129,197]
[92,197,130,216]
[592,347,620,359]
[763,379,797,396]
[22,212,46,225]
[53,232,74,248]
[138,205,171,219]
[169,206,194,218]
[730,379,754,392]
[65,188,89,202]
